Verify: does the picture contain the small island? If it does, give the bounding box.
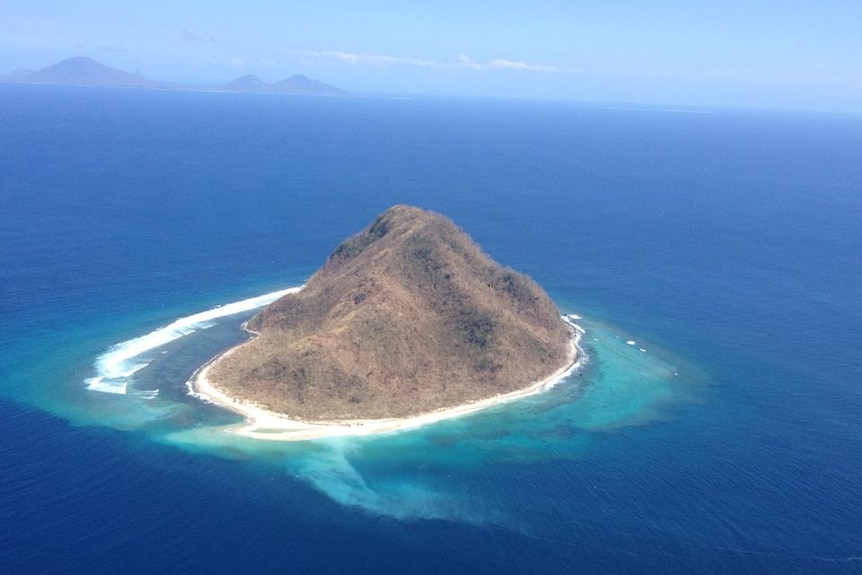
[193,205,580,440]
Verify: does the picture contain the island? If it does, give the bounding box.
[224,73,344,95]
[192,205,580,440]
[14,56,159,89]
[4,56,344,96]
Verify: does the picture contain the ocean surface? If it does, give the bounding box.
[1,85,860,574]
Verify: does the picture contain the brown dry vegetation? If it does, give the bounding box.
[210,205,572,420]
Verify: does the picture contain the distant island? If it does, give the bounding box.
[193,205,580,440]
[11,56,160,89]
[3,56,344,96]
[224,73,344,95]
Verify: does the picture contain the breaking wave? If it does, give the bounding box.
[84,287,301,394]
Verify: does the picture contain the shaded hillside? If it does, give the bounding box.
[211,205,572,419]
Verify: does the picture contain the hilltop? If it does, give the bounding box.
[209,205,573,420]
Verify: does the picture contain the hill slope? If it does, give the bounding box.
[211,205,572,419]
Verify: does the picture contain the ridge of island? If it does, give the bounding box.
[193,204,580,440]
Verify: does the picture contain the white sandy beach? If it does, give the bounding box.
[190,316,585,442]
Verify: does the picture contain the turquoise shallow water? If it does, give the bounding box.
[20,283,701,522]
[1,85,860,574]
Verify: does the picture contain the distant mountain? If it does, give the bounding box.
[224,73,343,96]
[3,56,345,96]
[19,56,158,88]
[273,74,344,95]
[224,74,274,93]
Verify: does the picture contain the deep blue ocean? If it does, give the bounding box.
[1,85,860,574]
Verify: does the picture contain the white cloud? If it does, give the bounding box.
[451,54,482,70]
[317,50,359,64]
[489,59,557,72]
[225,57,277,68]
[317,50,436,68]
[296,49,557,74]
[450,54,557,72]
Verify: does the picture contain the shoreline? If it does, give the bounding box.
[188,315,585,442]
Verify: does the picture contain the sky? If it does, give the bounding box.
[2,1,860,112]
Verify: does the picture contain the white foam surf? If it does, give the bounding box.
[85,287,302,394]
